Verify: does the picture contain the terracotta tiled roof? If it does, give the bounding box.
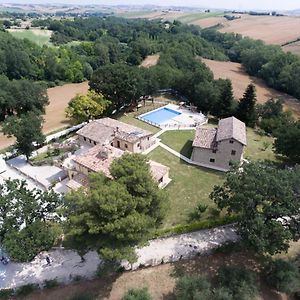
[216,117,247,145]
[192,128,217,149]
[77,117,152,144]
[72,144,168,182]
[73,144,123,176]
[148,160,169,181]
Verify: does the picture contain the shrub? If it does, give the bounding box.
[0,289,14,299]
[69,294,94,300]
[154,215,238,238]
[264,259,300,294]
[44,278,59,289]
[122,287,152,300]
[189,203,208,220]
[212,287,233,300]
[175,275,212,300]
[217,265,258,300]
[15,283,39,296]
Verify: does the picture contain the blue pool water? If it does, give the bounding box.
[141,107,181,124]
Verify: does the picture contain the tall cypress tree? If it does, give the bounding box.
[235,83,257,127]
[214,79,235,118]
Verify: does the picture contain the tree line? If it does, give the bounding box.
[202,29,300,100]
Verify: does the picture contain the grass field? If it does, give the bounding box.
[8,28,52,46]
[176,12,223,24]
[148,146,224,228]
[201,58,300,119]
[244,128,276,161]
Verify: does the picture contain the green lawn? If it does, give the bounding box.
[244,128,276,161]
[8,29,52,46]
[148,147,224,228]
[159,130,195,158]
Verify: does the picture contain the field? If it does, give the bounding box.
[7,29,53,46]
[191,16,226,28]
[140,54,160,68]
[174,12,223,24]
[283,40,300,56]
[0,82,89,150]
[201,58,300,119]
[218,15,300,45]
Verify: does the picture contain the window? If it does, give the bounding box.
[137,143,140,147]
[111,142,113,146]
[210,158,215,163]
[89,139,92,144]
[159,177,163,183]
[94,141,96,145]
[117,141,120,148]
[229,140,234,144]
[212,149,217,153]
[125,143,128,149]
[231,150,236,155]
[83,137,86,141]
[147,137,150,141]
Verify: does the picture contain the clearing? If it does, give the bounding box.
[140,54,160,68]
[201,58,300,119]
[0,82,89,150]
[7,28,53,46]
[218,15,300,45]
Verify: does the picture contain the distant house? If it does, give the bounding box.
[66,144,171,191]
[191,117,247,171]
[76,117,155,153]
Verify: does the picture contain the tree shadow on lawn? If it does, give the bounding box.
[179,140,193,158]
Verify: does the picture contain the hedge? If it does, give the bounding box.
[154,215,238,238]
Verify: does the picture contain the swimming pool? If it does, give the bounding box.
[140,107,182,124]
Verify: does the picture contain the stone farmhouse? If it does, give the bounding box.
[76,117,155,153]
[65,118,170,191]
[191,117,247,171]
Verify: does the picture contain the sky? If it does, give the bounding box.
[1,0,300,11]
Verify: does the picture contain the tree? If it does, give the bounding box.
[213,79,235,118]
[89,64,145,108]
[264,259,300,294]
[122,288,152,300]
[66,91,111,124]
[217,266,258,300]
[0,179,62,262]
[235,84,257,127]
[64,154,167,263]
[175,275,212,300]
[210,162,300,255]
[2,111,45,160]
[274,121,300,163]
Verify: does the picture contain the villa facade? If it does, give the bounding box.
[76,117,155,152]
[191,117,247,171]
[65,118,170,191]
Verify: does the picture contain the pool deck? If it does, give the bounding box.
[138,104,207,129]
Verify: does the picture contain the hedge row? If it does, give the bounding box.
[154,215,239,238]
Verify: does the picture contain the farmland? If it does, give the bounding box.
[218,15,300,45]
[0,82,89,150]
[7,28,52,46]
[283,40,300,56]
[201,58,300,119]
